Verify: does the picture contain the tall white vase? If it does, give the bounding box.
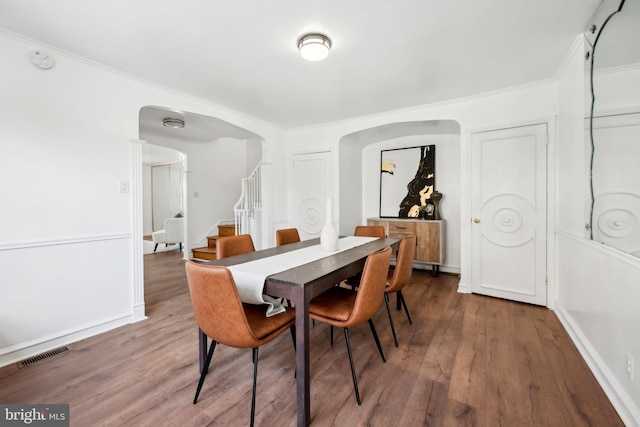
[320,198,339,252]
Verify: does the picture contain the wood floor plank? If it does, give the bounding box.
[0,253,624,426]
[447,294,487,414]
[484,298,531,427]
[508,302,573,427]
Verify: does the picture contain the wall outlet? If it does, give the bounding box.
[626,352,634,381]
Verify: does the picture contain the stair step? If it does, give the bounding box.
[218,224,236,237]
[206,235,218,248]
[192,246,217,261]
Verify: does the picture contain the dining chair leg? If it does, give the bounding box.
[384,293,399,347]
[368,319,386,363]
[330,325,334,346]
[398,291,413,325]
[194,339,217,404]
[343,328,361,405]
[251,347,259,427]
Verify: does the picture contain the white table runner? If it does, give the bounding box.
[228,236,377,316]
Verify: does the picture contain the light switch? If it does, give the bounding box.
[119,180,129,193]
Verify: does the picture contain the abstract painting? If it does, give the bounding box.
[379,145,436,218]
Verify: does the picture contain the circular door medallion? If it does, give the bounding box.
[298,197,324,234]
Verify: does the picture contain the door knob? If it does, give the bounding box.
[473,217,481,223]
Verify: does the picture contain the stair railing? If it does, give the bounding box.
[233,163,262,236]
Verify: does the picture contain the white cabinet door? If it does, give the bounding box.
[292,152,334,240]
[471,124,547,305]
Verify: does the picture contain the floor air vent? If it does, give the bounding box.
[18,346,69,368]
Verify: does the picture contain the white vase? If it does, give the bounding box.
[320,198,339,252]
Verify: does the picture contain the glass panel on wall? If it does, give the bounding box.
[587,0,640,257]
[152,162,184,231]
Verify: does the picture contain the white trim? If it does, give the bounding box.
[555,304,640,427]
[555,35,586,81]
[132,304,148,323]
[0,312,133,368]
[131,140,146,320]
[0,233,131,251]
[556,229,640,268]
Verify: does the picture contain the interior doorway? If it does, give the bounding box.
[470,123,548,306]
[142,144,186,255]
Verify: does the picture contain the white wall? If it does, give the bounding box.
[0,30,285,366]
[143,135,252,249]
[555,37,640,425]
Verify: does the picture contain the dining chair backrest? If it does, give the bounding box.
[185,261,259,348]
[276,228,300,246]
[354,225,385,239]
[386,235,416,293]
[216,234,255,259]
[346,246,392,327]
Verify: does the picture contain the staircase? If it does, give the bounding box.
[233,163,262,237]
[191,224,236,260]
[191,163,263,260]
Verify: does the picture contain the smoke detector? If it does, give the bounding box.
[29,50,55,70]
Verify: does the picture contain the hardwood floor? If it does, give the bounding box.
[0,251,623,426]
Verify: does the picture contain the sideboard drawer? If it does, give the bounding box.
[388,221,415,236]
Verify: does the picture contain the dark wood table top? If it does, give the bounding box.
[197,236,398,289]
[267,237,398,288]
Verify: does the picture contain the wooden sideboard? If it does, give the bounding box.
[367,218,445,275]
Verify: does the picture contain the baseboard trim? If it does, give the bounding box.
[555,304,640,427]
[132,304,147,323]
[0,313,135,368]
[457,282,471,293]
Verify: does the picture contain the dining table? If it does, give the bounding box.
[196,235,399,427]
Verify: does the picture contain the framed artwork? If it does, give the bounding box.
[379,145,436,218]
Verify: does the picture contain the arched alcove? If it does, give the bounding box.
[339,119,461,272]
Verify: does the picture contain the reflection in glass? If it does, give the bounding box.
[152,163,184,231]
[587,0,640,257]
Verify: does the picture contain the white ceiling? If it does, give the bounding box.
[0,0,600,129]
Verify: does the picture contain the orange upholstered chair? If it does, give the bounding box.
[383,235,416,347]
[308,246,392,405]
[216,234,255,259]
[354,225,386,239]
[276,228,301,246]
[346,225,387,288]
[185,261,295,427]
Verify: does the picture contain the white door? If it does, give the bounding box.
[470,124,547,305]
[292,151,334,240]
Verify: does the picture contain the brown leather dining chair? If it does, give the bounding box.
[274,228,301,307]
[216,234,255,259]
[275,228,300,246]
[346,225,387,288]
[308,246,392,405]
[185,261,296,427]
[354,225,386,239]
[383,235,416,347]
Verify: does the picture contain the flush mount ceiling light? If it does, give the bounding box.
[162,118,185,129]
[297,33,332,61]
